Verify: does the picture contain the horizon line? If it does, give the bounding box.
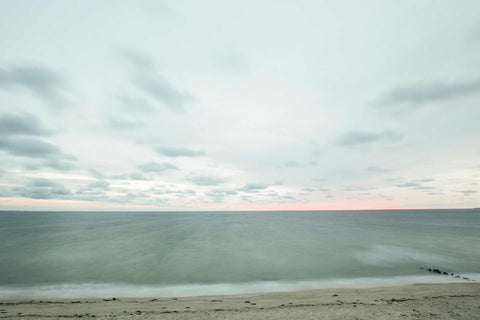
[0,207,478,213]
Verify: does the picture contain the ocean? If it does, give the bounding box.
[0,209,479,298]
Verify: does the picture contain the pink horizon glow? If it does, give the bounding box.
[0,197,410,211]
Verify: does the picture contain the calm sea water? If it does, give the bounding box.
[0,210,479,298]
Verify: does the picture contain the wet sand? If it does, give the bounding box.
[1,283,479,319]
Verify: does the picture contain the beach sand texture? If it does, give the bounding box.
[1,283,479,319]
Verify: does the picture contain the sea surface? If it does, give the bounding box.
[0,209,479,298]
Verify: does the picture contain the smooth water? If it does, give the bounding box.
[0,210,479,297]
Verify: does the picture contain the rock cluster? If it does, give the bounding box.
[420,267,475,281]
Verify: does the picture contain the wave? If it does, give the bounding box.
[0,275,476,299]
[352,245,447,266]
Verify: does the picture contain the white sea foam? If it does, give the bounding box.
[0,275,476,299]
[352,245,447,267]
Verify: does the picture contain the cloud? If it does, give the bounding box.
[301,187,315,192]
[460,190,477,196]
[74,180,111,200]
[0,185,14,197]
[415,186,435,190]
[397,178,434,188]
[0,136,76,170]
[0,136,60,157]
[135,76,190,112]
[0,64,67,108]
[87,180,110,190]
[212,49,249,73]
[88,169,104,179]
[12,178,73,200]
[153,188,196,196]
[344,185,375,191]
[187,175,226,186]
[75,189,154,204]
[205,188,238,202]
[108,117,143,129]
[120,50,155,70]
[397,182,421,188]
[0,112,74,170]
[75,188,109,202]
[371,78,480,107]
[41,158,75,171]
[116,94,154,113]
[24,159,74,171]
[121,50,192,112]
[283,160,317,168]
[129,172,149,180]
[238,183,268,193]
[111,172,149,180]
[138,161,178,173]
[366,166,390,173]
[156,146,205,157]
[110,174,128,180]
[0,112,53,136]
[284,161,301,167]
[336,130,402,146]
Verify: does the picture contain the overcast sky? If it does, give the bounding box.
[1,0,479,211]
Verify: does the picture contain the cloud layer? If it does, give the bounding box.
[0,1,479,210]
[372,79,480,107]
[0,65,67,108]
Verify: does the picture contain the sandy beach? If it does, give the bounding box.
[1,283,478,319]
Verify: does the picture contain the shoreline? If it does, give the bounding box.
[1,274,478,300]
[1,282,479,319]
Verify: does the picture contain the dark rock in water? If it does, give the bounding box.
[463,277,470,280]
[244,301,250,303]
[433,269,440,274]
[428,268,432,272]
[443,272,448,275]
[112,297,117,301]
[455,275,461,278]
[332,294,338,297]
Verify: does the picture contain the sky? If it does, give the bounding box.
[0,0,479,211]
